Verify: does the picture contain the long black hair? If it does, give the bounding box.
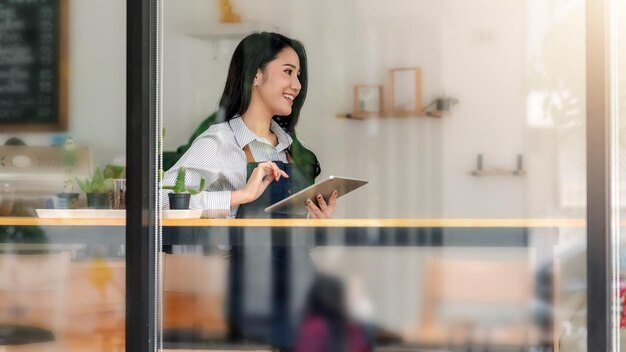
[219,32,320,181]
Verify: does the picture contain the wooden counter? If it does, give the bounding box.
[0,217,586,228]
[0,217,577,351]
[0,217,585,247]
[0,217,125,226]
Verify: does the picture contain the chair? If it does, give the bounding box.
[62,258,125,352]
[163,253,228,336]
[403,255,550,351]
[0,252,71,351]
[162,253,274,351]
[162,253,228,348]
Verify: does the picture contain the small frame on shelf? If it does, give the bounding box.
[352,85,384,118]
[387,67,423,117]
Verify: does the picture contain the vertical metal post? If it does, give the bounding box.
[587,0,613,350]
[126,0,157,350]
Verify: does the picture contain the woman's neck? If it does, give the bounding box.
[241,102,274,140]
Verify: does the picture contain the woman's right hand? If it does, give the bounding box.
[231,161,289,206]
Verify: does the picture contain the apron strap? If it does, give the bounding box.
[242,144,294,164]
[243,144,255,163]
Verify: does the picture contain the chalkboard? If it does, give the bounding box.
[0,0,67,132]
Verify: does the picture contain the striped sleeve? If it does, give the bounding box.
[161,132,231,217]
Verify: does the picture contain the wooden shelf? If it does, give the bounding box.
[470,169,526,176]
[335,113,432,119]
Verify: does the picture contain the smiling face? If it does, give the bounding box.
[252,47,302,117]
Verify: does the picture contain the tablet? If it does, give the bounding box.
[264,175,368,214]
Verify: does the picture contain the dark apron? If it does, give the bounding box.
[228,144,315,349]
[236,144,310,219]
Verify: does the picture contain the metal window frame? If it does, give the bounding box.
[587,0,614,350]
[126,0,158,351]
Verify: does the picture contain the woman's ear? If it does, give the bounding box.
[253,69,263,86]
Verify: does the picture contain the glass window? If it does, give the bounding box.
[159,0,589,351]
[0,0,127,351]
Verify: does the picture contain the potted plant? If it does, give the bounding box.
[76,166,109,209]
[57,137,79,209]
[162,167,205,210]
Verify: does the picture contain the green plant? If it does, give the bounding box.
[103,164,125,179]
[162,167,205,194]
[76,166,109,193]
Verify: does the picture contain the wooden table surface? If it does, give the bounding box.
[0,217,587,227]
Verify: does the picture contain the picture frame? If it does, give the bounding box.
[387,67,423,117]
[353,85,384,118]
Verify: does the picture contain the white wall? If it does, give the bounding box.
[162,0,586,219]
[0,0,127,168]
[0,0,586,217]
[0,0,582,219]
[439,0,527,218]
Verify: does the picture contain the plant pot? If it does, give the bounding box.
[87,193,108,209]
[168,193,190,210]
[56,193,79,209]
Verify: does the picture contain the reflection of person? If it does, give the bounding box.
[295,274,369,352]
[162,32,339,349]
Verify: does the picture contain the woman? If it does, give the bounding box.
[163,32,340,349]
[163,32,336,219]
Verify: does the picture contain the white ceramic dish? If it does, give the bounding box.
[162,209,203,219]
[36,209,125,218]
[36,209,203,219]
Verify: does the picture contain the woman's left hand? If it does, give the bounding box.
[306,191,338,219]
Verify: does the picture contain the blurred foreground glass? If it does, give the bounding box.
[0,0,127,350]
[159,0,589,351]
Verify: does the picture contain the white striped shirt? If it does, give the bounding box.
[162,116,293,218]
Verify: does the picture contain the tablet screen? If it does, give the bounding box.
[264,176,368,215]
